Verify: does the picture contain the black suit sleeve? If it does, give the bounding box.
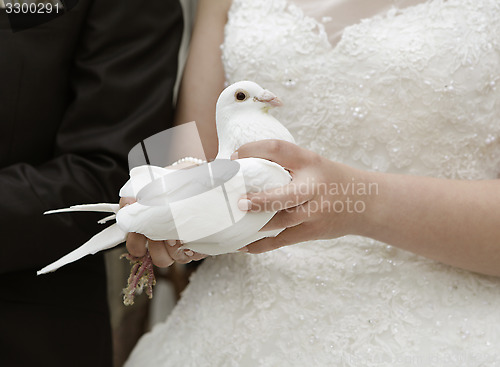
[0,0,183,274]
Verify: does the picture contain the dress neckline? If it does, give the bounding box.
[284,0,432,50]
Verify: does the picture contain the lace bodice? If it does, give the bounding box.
[126,1,500,366]
[222,0,500,179]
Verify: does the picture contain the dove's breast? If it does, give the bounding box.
[217,109,295,159]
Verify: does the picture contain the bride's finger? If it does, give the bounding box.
[126,232,148,257]
[259,205,309,231]
[239,175,312,212]
[243,223,316,254]
[148,240,174,267]
[233,139,315,170]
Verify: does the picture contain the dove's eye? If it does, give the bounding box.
[235,90,248,102]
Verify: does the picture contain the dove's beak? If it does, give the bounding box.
[254,90,283,107]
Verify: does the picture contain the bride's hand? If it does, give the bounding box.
[233,140,371,254]
[119,197,207,267]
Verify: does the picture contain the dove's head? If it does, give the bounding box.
[216,81,282,117]
[215,81,294,158]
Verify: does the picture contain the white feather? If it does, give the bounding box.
[44,203,120,215]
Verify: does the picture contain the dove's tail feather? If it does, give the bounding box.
[44,203,120,215]
[37,223,127,275]
[97,214,117,224]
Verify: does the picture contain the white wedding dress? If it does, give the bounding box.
[126,0,500,365]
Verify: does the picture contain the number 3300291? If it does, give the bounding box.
[5,2,60,14]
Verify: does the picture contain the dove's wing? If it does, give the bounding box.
[117,163,215,239]
[116,203,178,240]
[178,157,291,255]
[37,223,127,275]
[119,165,173,198]
[122,162,234,241]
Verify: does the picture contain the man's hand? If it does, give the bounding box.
[119,197,207,267]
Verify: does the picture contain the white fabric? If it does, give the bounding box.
[294,0,427,45]
[127,0,500,365]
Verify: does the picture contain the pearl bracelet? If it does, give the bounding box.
[171,156,207,166]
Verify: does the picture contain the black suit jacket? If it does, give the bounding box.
[0,1,183,365]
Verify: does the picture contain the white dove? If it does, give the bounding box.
[38,81,295,275]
